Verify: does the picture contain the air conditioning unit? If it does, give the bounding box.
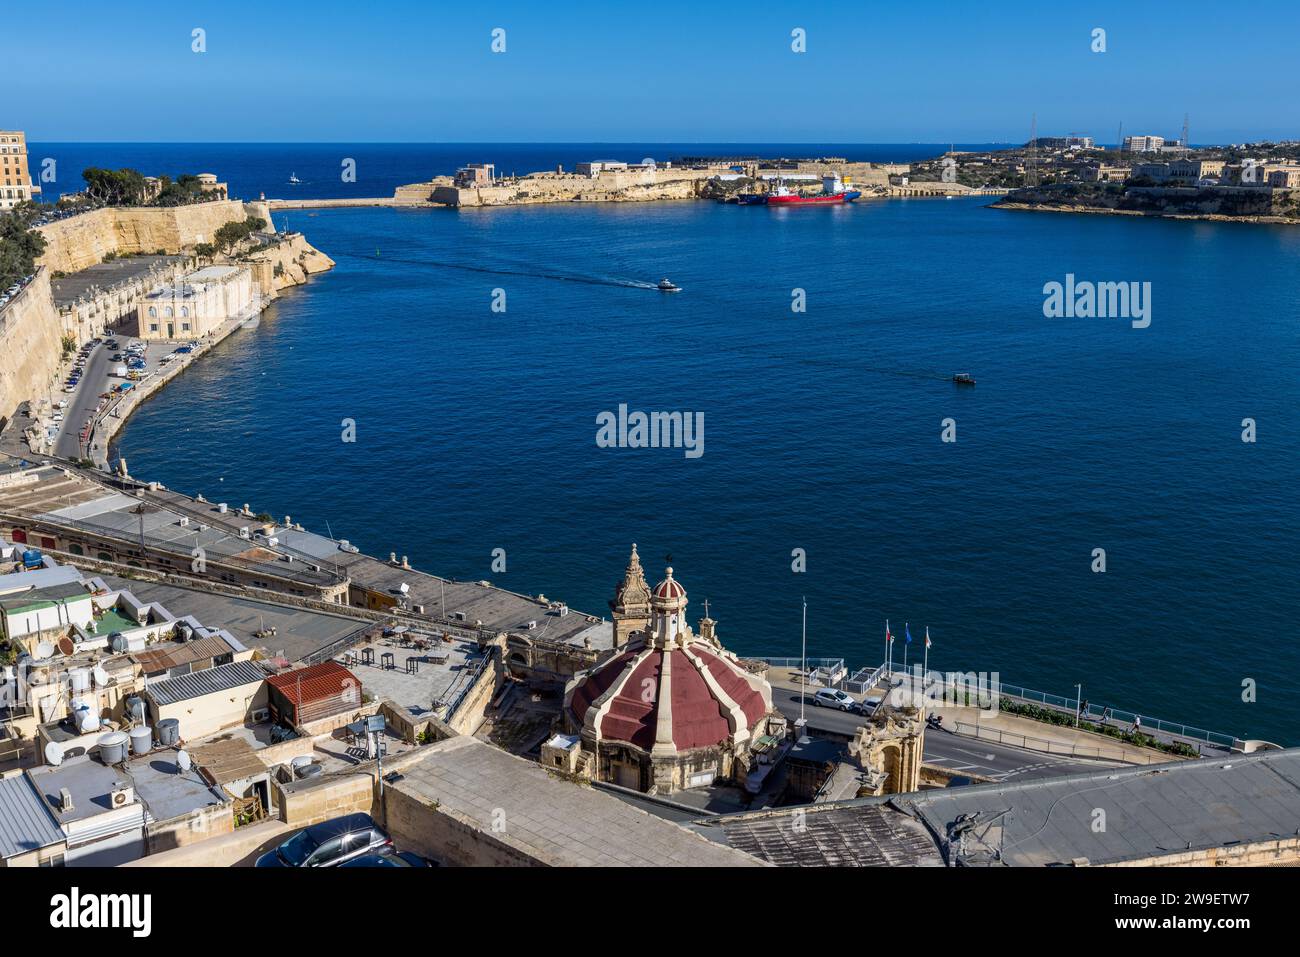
[59,787,75,813]
[251,708,270,723]
[110,784,134,808]
[178,516,189,527]
[239,527,250,540]
[526,620,538,631]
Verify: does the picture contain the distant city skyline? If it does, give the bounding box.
[11,1,1298,144]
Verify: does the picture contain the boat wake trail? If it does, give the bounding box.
[337,250,662,290]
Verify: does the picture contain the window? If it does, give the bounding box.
[150,324,158,332]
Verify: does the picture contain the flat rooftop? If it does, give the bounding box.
[50,255,184,307]
[393,736,764,866]
[26,749,224,826]
[899,747,1300,867]
[338,638,485,716]
[102,577,368,662]
[3,465,610,648]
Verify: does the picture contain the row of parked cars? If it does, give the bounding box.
[255,813,436,868]
[1,273,35,310]
[809,687,881,715]
[63,336,106,393]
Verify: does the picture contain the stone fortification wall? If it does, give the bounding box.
[0,269,63,419]
[35,200,269,274]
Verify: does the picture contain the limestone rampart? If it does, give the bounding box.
[35,200,270,274]
[0,269,63,420]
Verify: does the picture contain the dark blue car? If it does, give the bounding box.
[338,851,435,868]
[255,813,391,867]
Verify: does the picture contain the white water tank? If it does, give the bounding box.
[129,725,153,755]
[72,699,99,733]
[69,668,91,692]
[98,731,129,764]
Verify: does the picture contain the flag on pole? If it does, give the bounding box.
[925,627,932,650]
[905,624,913,644]
[886,626,894,645]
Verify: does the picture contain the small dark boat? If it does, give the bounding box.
[953,373,976,385]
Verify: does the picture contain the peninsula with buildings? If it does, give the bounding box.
[1,128,1298,872]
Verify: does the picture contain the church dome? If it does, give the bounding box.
[566,632,771,755]
[651,567,686,602]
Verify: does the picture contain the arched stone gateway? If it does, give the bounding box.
[848,705,925,796]
[564,548,776,794]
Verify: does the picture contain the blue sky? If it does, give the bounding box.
[12,0,1296,143]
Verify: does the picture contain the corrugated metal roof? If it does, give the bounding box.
[0,774,65,859]
[145,660,267,706]
[266,660,357,707]
[133,634,236,673]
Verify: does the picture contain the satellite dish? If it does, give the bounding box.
[44,742,64,766]
[92,665,109,687]
[57,637,75,657]
[176,750,192,773]
[35,641,55,660]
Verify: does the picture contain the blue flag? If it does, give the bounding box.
[905,624,912,644]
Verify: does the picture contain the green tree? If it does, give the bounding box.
[0,202,48,290]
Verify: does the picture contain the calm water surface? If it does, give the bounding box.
[105,157,1300,744]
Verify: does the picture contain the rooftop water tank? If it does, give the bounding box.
[98,731,129,765]
[110,633,128,653]
[72,699,98,734]
[297,764,323,780]
[157,718,180,747]
[125,695,146,723]
[129,725,153,755]
[69,668,91,692]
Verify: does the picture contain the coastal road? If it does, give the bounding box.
[54,341,111,460]
[772,686,1119,781]
[54,336,171,463]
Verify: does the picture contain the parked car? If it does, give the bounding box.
[174,346,193,354]
[811,688,858,711]
[254,813,392,868]
[857,695,883,716]
[338,850,435,868]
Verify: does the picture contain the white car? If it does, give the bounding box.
[811,688,857,711]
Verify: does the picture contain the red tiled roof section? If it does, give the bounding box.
[568,649,636,727]
[598,654,660,750]
[669,650,729,750]
[693,646,768,728]
[266,660,359,706]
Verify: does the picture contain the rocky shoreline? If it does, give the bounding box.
[992,200,1300,226]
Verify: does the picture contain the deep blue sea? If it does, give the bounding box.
[64,144,1300,745]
